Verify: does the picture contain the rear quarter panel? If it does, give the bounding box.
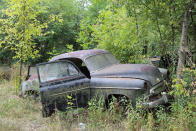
[90,77,147,103]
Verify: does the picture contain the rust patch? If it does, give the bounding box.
[141,66,156,72]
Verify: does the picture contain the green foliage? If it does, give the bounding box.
[88,96,105,112]
[167,67,196,130]
[78,6,144,63]
[66,94,76,110]
[0,0,196,130]
[0,76,196,130]
[31,0,83,63]
[0,0,83,64]
[77,0,195,65]
[94,7,143,63]
[77,0,108,50]
[14,76,20,94]
[0,0,49,62]
[169,67,196,97]
[47,44,73,60]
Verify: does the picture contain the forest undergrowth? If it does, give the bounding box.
[0,66,195,131]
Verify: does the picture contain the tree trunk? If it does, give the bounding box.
[176,2,194,79]
[193,24,196,64]
[19,59,23,85]
[133,5,139,36]
[19,0,26,86]
[169,1,176,49]
[153,0,165,55]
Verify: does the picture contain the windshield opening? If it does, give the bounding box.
[85,53,119,72]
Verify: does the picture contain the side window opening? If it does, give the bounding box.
[61,58,91,79]
[80,62,91,79]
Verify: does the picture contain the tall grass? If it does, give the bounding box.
[0,65,195,131]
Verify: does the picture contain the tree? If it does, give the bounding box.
[0,0,48,83]
[33,0,83,62]
[77,0,108,50]
[77,0,196,69]
[176,1,195,79]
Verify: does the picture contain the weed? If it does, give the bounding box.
[0,66,195,130]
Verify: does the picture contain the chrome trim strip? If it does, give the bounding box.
[91,86,141,90]
[50,87,90,97]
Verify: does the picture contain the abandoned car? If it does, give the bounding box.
[20,49,169,117]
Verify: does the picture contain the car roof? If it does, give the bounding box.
[49,49,109,62]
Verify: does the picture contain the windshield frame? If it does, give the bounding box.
[84,53,119,73]
[36,60,83,85]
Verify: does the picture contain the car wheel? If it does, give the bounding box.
[42,104,55,117]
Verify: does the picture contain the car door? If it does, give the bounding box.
[36,60,90,112]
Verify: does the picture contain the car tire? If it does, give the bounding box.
[42,104,55,117]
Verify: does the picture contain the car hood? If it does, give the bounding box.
[91,64,163,86]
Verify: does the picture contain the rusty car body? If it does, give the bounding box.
[21,49,169,117]
[19,65,39,98]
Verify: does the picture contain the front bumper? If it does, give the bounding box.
[143,80,171,108]
[144,92,169,108]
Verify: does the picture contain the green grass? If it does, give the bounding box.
[0,80,65,131]
[0,67,195,131]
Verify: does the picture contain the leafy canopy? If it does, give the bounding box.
[0,0,48,62]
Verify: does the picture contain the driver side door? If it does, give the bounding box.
[36,60,90,117]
